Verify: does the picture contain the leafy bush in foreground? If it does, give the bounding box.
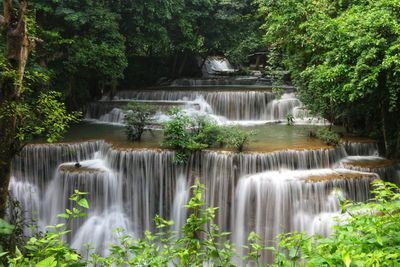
[273,180,400,267]
[90,182,239,266]
[3,180,400,266]
[4,190,89,266]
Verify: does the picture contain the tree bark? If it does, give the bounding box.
[198,56,207,76]
[0,157,12,218]
[178,50,188,77]
[377,70,389,157]
[0,0,29,218]
[395,122,400,159]
[171,51,178,77]
[380,103,389,157]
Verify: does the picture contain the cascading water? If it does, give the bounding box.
[8,84,399,264]
[86,89,323,125]
[9,139,391,261]
[171,172,189,233]
[232,168,375,263]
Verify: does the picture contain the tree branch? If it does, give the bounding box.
[0,15,5,27]
[3,0,12,25]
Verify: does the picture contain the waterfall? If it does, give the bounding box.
[343,142,379,156]
[8,138,396,262]
[10,141,103,222]
[100,148,182,237]
[86,90,323,124]
[232,168,376,263]
[171,172,189,233]
[338,156,399,182]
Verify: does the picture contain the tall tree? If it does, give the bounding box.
[0,0,31,218]
[34,0,127,105]
[0,0,77,217]
[260,0,400,157]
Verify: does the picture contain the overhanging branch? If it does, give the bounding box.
[0,15,5,27]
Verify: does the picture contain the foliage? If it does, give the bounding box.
[225,127,256,152]
[260,0,400,157]
[1,0,270,102]
[272,180,400,267]
[0,219,14,258]
[5,190,89,266]
[89,182,239,266]
[272,87,284,99]
[162,111,255,156]
[314,127,341,146]
[162,108,224,163]
[124,102,156,141]
[286,113,295,126]
[191,116,225,147]
[216,0,265,66]
[33,0,128,106]
[3,181,400,266]
[0,91,80,143]
[0,198,29,263]
[162,108,194,163]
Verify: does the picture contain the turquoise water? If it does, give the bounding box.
[58,122,329,152]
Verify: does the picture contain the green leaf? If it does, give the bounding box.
[0,219,15,235]
[57,213,70,219]
[343,253,351,267]
[35,255,57,267]
[77,198,89,209]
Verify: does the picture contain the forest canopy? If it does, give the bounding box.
[259,0,400,158]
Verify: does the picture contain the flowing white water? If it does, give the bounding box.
[171,173,189,233]
[86,90,324,125]
[338,155,399,182]
[9,85,398,265]
[232,168,375,263]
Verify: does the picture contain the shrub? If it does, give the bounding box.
[162,108,194,163]
[5,190,89,266]
[286,113,294,125]
[162,109,224,163]
[90,182,266,266]
[4,181,400,266]
[0,198,27,262]
[124,102,156,141]
[192,116,224,147]
[273,180,400,267]
[315,127,341,145]
[272,87,284,99]
[225,127,256,152]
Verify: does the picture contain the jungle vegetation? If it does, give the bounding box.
[1,0,400,265]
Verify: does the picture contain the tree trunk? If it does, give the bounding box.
[0,0,30,217]
[395,123,400,159]
[380,103,389,157]
[377,71,389,157]
[198,56,208,76]
[255,55,261,70]
[0,157,12,218]
[171,51,178,77]
[110,79,117,100]
[67,77,78,109]
[178,50,188,77]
